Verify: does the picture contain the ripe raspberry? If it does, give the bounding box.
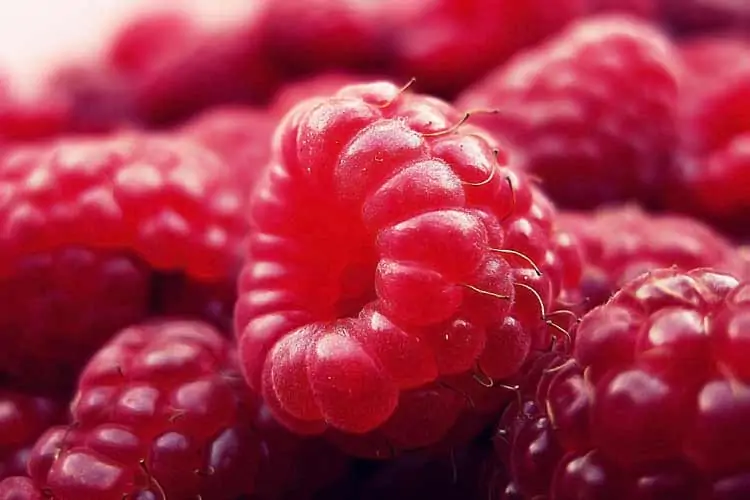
[236,81,581,441]
[0,476,44,500]
[101,6,278,126]
[559,206,746,310]
[668,37,750,233]
[386,0,586,97]
[258,0,388,76]
[26,320,261,500]
[0,390,65,480]
[457,15,682,209]
[496,267,750,499]
[179,106,277,196]
[0,134,246,389]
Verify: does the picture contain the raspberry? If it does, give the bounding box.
[668,37,750,232]
[0,476,44,500]
[26,320,261,500]
[179,106,277,197]
[0,390,65,481]
[0,134,246,389]
[258,0,388,77]
[559,206,746,310]
[236,81,581,442]
[100,6,278,126]
[496,267,750,499]
[457,15,682,209]
[386,0,586,97]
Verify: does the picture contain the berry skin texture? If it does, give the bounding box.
[26,320,261,500]
[236,81,581,441]
[457,15,682,209]
[497,268,750,499]
[0,134,246,389]
[559,206,746,311]
[0,391,65,481]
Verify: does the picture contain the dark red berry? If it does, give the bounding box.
[0,134,246,389]
[26,320,261,500]
[458,15,682,209]
[498,268,750,499]
[236,81,580,445]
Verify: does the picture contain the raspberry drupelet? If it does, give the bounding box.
[495,267,750,499]
[24,320,261,500]
[0,390,65,481]
[457,15,682,209]
[559,206,746,311]
[235,81,581,443]
[0,134,246,390]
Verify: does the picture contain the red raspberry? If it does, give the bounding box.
[179,106,277,196]
[457,15,682,209]
[26,320,261,500]
[0,476,44,500]
[386,0,586,97]
[236,81,581,442]
[101,6,278,126]
[0,390,65,481]
[559,206,746,310]
[668,37,750,233]
[496,267,750,499]
[0,134,246,389]
[259,0,388,76]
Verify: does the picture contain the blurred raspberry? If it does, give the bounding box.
[669,36,750,234]
[459,15,682,209]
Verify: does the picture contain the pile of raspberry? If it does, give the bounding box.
[1,1,750,499]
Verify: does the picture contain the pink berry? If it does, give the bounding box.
[236,81,580,443]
